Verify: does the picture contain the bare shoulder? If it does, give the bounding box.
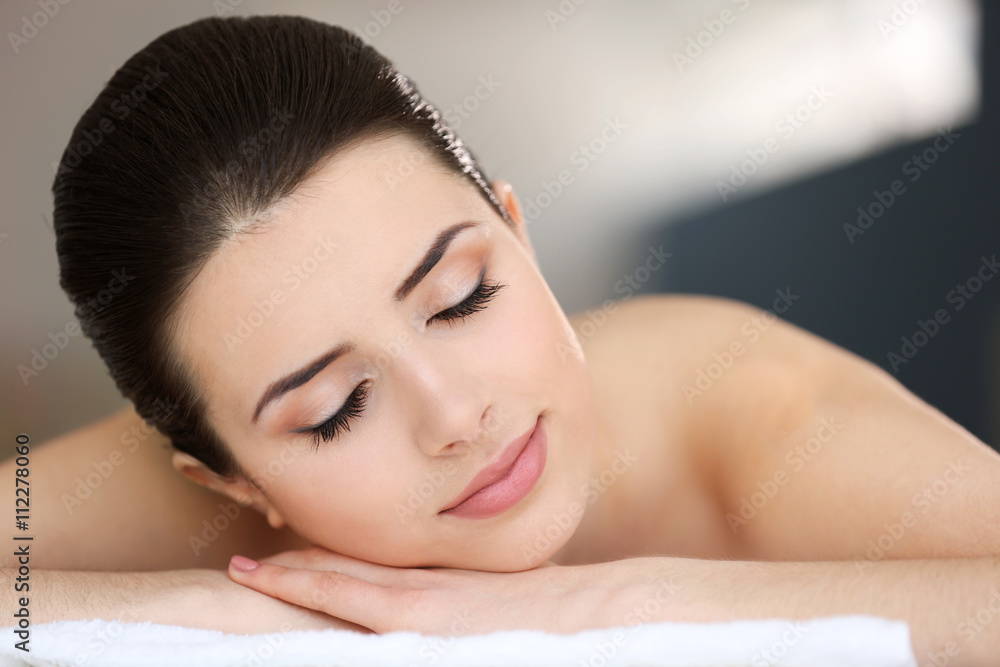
[567,292,792,349]
[568,291,902,466]
[562,293,844,558]
[564,293,892,559]
[570,294,1000,561]
[567,292,864,380]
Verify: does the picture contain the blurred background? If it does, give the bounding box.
[1,0,997,450]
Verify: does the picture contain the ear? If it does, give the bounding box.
[171,451,288,530]
[490,179,537,265]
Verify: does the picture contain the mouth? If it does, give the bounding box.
[439,414,547,520]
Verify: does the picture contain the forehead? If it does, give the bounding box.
[171,132,496,425]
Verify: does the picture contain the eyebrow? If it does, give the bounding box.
[251,220,481,424]
[394,221,480,301]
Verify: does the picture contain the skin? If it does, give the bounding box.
[9,131,1000,660]
[170,131,596,572]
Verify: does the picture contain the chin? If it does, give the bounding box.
[478,527,581,572]
[462,505,588,572]
[430,543,566,573]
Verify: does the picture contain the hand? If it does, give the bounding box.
[190,568,372,634]
[227,547,690,635]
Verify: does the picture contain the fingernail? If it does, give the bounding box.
[230,554,260,572]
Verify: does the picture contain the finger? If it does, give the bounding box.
[259,546,343,568]
[258,546,401,585]
[228,555,394,631]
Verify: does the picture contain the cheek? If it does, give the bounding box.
[488,263,596,456]
[251,445,407,540]
[491,265,586,399]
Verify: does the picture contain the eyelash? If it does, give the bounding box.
[304,380,371,449]
[428,273,506,326]
[303,274,507,448]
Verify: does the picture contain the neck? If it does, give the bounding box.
[548,395,621,566]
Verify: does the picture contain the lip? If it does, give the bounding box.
[439,415,547,519]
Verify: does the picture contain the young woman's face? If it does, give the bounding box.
[173,132,597,571]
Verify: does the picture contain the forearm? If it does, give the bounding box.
[4,567,220,628]
[1,567,357,634]
[618,556,1000,667]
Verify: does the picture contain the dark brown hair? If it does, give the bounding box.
[53,15,510,476]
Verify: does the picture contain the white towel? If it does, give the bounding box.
[0,615,916,667]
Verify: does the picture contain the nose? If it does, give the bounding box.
[392,337,493,457]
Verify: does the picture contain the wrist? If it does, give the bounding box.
[606,557,738,628]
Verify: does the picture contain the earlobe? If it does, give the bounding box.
[265,506,287,530]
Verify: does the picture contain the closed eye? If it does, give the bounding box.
[298,380,370,449]
[428,269,506,326]
[301,271,507,447]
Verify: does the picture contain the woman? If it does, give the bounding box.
[10,13,1000,661]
